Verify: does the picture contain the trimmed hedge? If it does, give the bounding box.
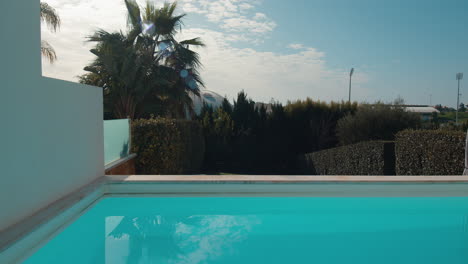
[299,141,395,175]
[336,103,421,146]
[131,118,205,174]
[395,130,465,175]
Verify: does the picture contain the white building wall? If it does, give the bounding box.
[0,0,104,231]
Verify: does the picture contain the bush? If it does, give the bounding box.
[299,141,396,175]
[395,130,465,175]
[200,107,234,172]
[337,104,421,146]
[285,99,357,152]
[131,118,205,174]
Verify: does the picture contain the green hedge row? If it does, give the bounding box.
[299,141,395,175]
[395,130,465,175]
[131,118,205,174]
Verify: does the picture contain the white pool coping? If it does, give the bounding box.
[106,175,468,183]
[3,175,468,263]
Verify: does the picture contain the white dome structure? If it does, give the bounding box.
[189,89,226,115]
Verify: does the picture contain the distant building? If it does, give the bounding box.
[254,102,273,114]
[404,105,440,121]
[189,89,226,115]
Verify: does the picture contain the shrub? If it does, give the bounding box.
[131,118,205,174]
[299,141,395,175]
[285,99,358,152]
[395,130,465,175]
[336,104,421,146]
[200,107,234,172]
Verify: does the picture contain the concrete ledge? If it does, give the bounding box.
[105,175,468,183]
[104,153,137,174]
[104,175,468,198]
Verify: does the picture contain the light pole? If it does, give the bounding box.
[349,68,354,103]
[456,73,464,124]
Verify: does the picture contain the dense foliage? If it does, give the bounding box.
[199,92,357,174]
[80,1,204,119]
[131,118,205,174]
[395,130,465,175]
[299,141,396,175]
[285,99,358,153]
[336,103,421,146]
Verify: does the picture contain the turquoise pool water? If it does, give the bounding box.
[24,197,468,264]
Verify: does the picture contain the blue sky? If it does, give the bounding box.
[42,0,468,107]
[258,0,468,106]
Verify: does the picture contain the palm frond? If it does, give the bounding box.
[144,2,185,37]
[144,1,157,23]
[124,0,141,30]
[40,2,61,32]
[171,44,203,69]
[167,2,178,17]
[87,29,120,42]
[179,38,205,47]
[41,40,57,63]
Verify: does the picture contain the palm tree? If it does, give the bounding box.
[83,30,154,118]
[124,0,205,118]
[40,2,61,63]
[82,0,205,119]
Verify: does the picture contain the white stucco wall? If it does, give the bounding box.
[0,0,104,231]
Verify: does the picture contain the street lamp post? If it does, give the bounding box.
[456,73,464,124]
[349,68,354,103]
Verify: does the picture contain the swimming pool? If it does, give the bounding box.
[4,176,468,264]
[21,196,468,264]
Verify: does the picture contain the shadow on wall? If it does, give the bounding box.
[120,141,129,159]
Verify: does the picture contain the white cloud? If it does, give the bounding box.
[239,3,254,12]
[221,16,276,34]
[41,0,371,104]
[181,29,371,103]
[162,0,276,42]
[41,0,128,80]
[253,12,267,20]
[288,43,305,50]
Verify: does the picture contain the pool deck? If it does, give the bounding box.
[3,175,468,263]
